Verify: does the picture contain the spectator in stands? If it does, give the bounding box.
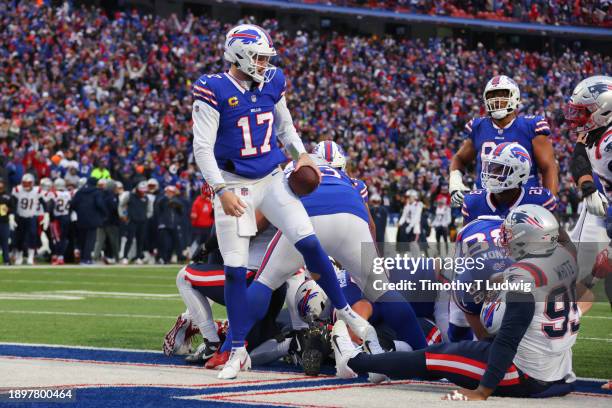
[156,185,184,264]
[71,177,108,265]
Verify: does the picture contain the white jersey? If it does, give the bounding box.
[50,190,73,217]
[11,186,44,218]
[502,246,579,382]
[586,125,612,200]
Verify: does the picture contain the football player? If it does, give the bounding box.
[332,205,581,400]
[566,75,612,287]
[462,143,557,223]
[192,24,370,379]
[450,75,558,207]
[49,179,72,265]
[0,180,12,265]
[10,174,49,265]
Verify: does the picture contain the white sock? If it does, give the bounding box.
[393,340,413,352]
[250,338,291,365]
[336,305,369,332]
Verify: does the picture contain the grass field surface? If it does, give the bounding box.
[0,265,610,379]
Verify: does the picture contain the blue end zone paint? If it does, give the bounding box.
[0,344,609,408]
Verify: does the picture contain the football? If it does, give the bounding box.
[288,165,320,196]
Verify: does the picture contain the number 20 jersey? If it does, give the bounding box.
[465,115,550,188]
[192,70,288,179]
[502,246,579,382]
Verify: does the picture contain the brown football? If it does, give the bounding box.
[288,165,320,196]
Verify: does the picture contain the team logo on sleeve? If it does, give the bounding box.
[228,96,239,107]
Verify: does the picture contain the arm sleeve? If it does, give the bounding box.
[192,100,225,186]
[542,189,558,211]
[480,291,535,389]
[570,142,593,183]
[464,118,475,142]
[533,116,551,137]
[274,96,306,160]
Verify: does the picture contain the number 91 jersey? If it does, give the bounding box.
[465,115,551,189]
[501,246,579,382]
[192,70,288,179]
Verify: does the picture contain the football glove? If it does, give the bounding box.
[582,181,607,217]
[450,170,468,208]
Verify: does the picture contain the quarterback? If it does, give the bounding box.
[191,24,371,379]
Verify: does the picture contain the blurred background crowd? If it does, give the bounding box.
[0,1,609,264]
[289,0,612,27]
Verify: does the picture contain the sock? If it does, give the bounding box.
[294,235,348,309]
[224,265,248,348]
[377,291,427,350]
[220,330,232,352]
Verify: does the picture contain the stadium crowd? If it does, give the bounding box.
[291,0,612,27]
[0,2,610,263]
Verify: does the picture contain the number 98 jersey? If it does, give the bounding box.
[192,70,288,179]
[465,115,551,189]
[501,246,579,382]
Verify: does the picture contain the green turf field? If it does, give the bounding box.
[0,266,610,379]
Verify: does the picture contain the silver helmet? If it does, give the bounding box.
[40,177,53,191]
[564,75,612,134]
[54,178,66,191]
[500,204,559,259]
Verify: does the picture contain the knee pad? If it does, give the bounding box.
[176,267,190,289]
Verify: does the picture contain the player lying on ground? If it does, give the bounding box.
[331,205,581,400]
[192,23,373,380]
[450,75,557,207]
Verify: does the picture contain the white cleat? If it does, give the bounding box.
[330,320,359,379]
[218,347,251,380]
[359,325,388,384]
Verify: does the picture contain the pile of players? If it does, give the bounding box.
[161,22,611,401]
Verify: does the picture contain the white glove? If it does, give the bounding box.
[8,214,17,231]
[70,211,78,222]
[585,190,608,217]
[449,170,469,208]
[41,213,50,230]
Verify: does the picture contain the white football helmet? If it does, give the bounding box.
[295,279,331,323]
[483,75,520,120]
[481,142,531,193]
[40,177,53,192]
[54,178,66,191]
[313,141,346,171]
[564,75,612,134]
[480,292,506,335]
[21,173,35,190]
[500,204,559,259]
[224,24,276,83]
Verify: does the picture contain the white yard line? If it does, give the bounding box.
[579,337,612,342]
[0,279,171,287]
[0,310,177,319]
[0,265,178,270]
[1,270,175,280]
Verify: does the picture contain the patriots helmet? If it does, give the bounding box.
[21,173,35,191]
[483,75,521,120]
[224,24,277,83]
[481,142,531,193]
[500,204,559,259]
[564,75,612,134]
[313,140,346,171]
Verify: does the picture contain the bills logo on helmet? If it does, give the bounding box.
[480,297,506,335]
[228,29,261,46]
[510,146,531,164]
[296,280,331,322]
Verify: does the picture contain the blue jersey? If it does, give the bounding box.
[453,217,512,315]
[299,165,369,223]
[351,178,368,203]
[192,70,288,179]
[461,186,557,224]
[465,115,551,188]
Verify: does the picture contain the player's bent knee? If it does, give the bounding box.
[294,234,319,253]
[176,267,189,289]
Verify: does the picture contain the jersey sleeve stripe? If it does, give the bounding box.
[542,197,556,208]
[513,262,548,287]
[193,85,215,98]
[193,93,219,107]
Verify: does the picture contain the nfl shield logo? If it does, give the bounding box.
[241,188,249,196]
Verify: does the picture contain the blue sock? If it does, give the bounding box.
[224,265,248,348]
[220,330,232,352]
[294,235,348,309]
[377,291,427,350]
[448,323,474,342]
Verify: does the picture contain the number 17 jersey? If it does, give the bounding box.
[193,70,288,179]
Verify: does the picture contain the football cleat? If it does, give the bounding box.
[163,313,194,356]
[330,320,359,379]
[205,350,230,369]
[358,325,388,384]
[218,347,251,379]
[301,321,332,377]
[185,339,220,364]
